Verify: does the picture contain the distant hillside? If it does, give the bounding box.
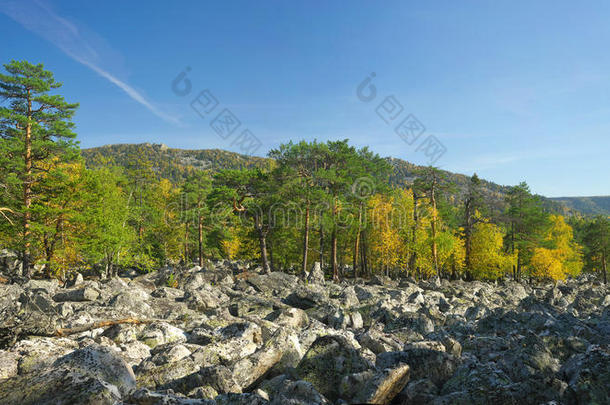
[81,143,581,217]
[81,143,273,181]
[549,196,610,216]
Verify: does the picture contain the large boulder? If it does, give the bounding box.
[307,262,325,285]
[139,321,187,348]
[261,375,329,405]
[232,328,303,390]
[10,337,79,374]
[342,364,409,405]
[53,287,99,302]
[284,285,328,310]
[245,272,300,298]
[295,335,371,402]
[0,350,19,380]
[0,345,135,404]
[376,346,459,388]
[561,345,610,404]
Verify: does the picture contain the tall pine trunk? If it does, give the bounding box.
[319,223,324,267]
[197,204,203,267]
[331,198,339,281]
[511,223,517,281]
[602,252,607,285]
[464,200,473,280]
[301,202,310,275]
[353,202,362,278]
[23,89,32,277]
[184,221,189,264]
[361,231,369,277]
[44,239,53,278]
[197,214,203,267]
[430,185,439,278]
[516,250,522,282]
[409,196,418,277]
[268,238,275,271]
[257,221,270,274]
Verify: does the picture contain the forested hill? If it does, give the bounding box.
[82,142,580,216]
[81,143,273,179]
[549,196,610,216]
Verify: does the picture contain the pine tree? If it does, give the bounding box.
[213,168,275,273]
[463,173,486,279]
[504,182,548,281]
[583,216,610,284]
[269,141,325,276]
[414,166,449,278]
[182,171,212,266]
[0,60,79,276]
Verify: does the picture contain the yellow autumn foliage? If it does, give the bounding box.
[222,237,241,260]
[530,247,564,280]
[527,215,583,280]
[469,222,512,280]
[368,193,401,271]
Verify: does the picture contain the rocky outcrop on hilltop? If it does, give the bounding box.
[0,261,608,404]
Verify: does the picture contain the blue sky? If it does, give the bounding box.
[1,0,609,197]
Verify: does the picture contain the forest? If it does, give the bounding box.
[1,60,609,284]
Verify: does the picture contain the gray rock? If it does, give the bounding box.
[357,328,402,354]
[0,345,135,405]
[350,364,410,404]
[163,365,242,395]
[262,375,330,405]
[128,388,215,404]
[295,335,371,402]
[284,285,328,310]
[185,287,227,311]
[0,350,18,380]
[265,308,309,329]
[139,322,187,348]
[11,337,79,374]
[349,311,364,329]
[399,378,439,405]
[307,262,325,285]
[338,286,359,307]
[1,263,607,404]
[376,348,459,388]
[53,287,99,302]
[560,345,610,404]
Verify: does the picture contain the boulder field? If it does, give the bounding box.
[0,261,608,404]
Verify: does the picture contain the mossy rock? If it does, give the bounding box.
[136,359,200,389]
[295,335,370,402]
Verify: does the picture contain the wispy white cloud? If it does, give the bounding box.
[450,147,590,174]
[0,0,180,125]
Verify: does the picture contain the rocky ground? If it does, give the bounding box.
[0,260,608,405]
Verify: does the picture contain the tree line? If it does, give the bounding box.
[0,60,608,283]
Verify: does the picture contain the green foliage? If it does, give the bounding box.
[504,182,551,280]
[77,165,135,277]
[582,216,610,283]
[166,273,178,288]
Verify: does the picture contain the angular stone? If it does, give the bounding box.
[53,287,100,302]
[296,335,371,402]
[351,364,410,404]
[0,345,135,405]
